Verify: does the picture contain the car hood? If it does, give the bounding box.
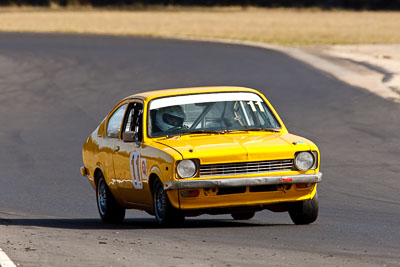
[154,132,313,164]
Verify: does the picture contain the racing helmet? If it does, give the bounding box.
[156,105,185,131]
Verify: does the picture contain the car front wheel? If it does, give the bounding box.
[96,174,125,224]
[288,191,319,225]
[153,180,184,226]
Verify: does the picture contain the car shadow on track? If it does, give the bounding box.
[0,217,292,230]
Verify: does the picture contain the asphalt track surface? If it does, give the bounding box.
[0,33,399,266]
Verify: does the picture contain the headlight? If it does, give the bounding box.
[177,159,197,178]
[294,152,315,171]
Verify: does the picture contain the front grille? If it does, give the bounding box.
[199,159,294,177]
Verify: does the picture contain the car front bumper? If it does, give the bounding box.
[164,172,322,190]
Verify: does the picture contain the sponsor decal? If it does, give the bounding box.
[130,152,143,189]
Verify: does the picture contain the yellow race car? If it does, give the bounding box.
[80,86,322,225]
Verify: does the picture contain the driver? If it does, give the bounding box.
[155,105,185,132]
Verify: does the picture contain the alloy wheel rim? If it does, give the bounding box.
[155,185,166,219]
[98,180,107,215]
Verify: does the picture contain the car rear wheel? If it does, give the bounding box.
[288,191,319,225]
[96,174,125,224]
[153,180,184,226]
[231,211,256,220]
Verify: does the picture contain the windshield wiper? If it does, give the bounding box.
[228,128,280,133]
[248,128,280,132]
[161,130,225,139]
[181,130,226,135]
[162,128,279,138]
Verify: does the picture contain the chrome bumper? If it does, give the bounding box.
[164,172,322,190]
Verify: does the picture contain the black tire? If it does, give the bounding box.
[231,211,256,220]
[288,191,319,225]
[153,180,184,226]
[96,174,125,224]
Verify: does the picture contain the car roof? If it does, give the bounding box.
[123,86,260,102]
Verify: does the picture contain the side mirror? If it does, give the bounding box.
[122,131,135,142]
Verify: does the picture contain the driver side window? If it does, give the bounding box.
[123,102,144,141]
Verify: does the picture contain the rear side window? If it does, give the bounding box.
[107,104,127,138]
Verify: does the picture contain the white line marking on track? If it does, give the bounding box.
[0,248,16,267]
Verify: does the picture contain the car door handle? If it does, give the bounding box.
[114,146,120,152]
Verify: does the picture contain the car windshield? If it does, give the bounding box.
[148,92,281,137]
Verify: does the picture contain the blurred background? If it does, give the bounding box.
[1,0,400,9]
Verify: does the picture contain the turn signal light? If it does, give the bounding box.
[180,190,200,198]
[80,166,88,177]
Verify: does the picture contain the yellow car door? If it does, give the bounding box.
[112,100,149,207]
[102,103,128,191]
